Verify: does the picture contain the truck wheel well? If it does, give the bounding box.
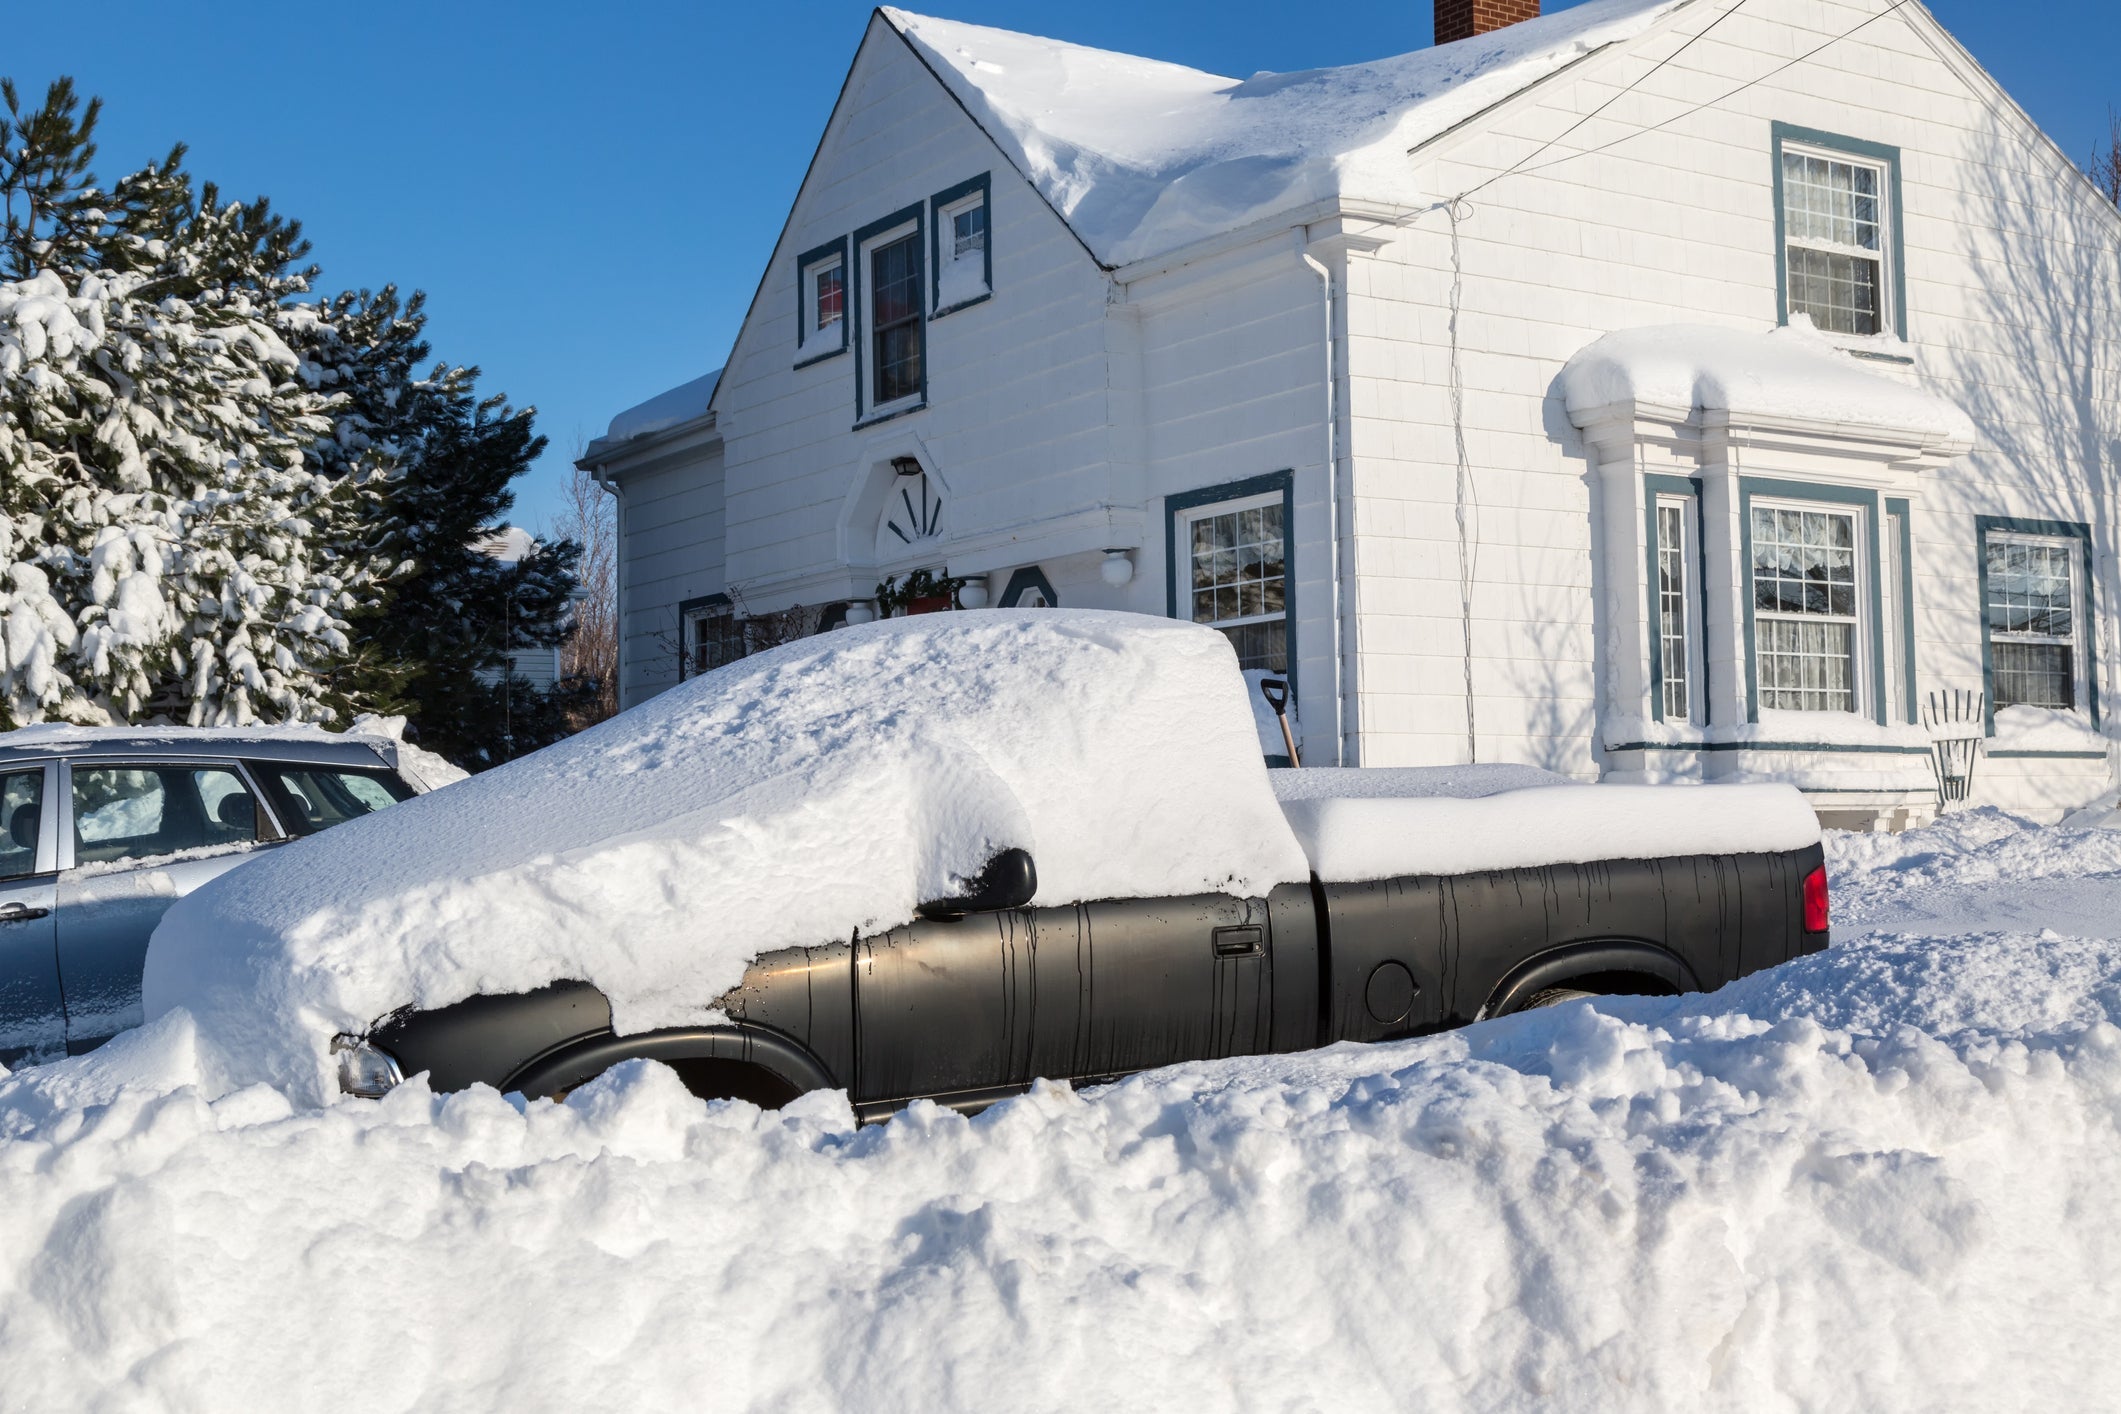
[506,1023,833,1107]
[1479,940,1698,1020]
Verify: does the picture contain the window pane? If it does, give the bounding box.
[73,765,261,867]
[1185,501,1289,642]
[1993,642,2074,710]
[1786,246,1881,336]
[952,202,986,257]
[1657,503,1689,721]
[255,767,414,837]
[814,263,844,331]
[0,770,43,882]
[869,232,923,405]
[1758,619,1857,713]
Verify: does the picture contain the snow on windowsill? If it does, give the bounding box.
[1605,710,1933,753]
[1988,705,2110,755]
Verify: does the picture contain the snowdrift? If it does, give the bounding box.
[146,611,1309,1101]
[3,811,2120,1408]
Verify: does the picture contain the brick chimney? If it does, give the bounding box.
[1435,0,1540,45]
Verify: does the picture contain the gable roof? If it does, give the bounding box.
[885,0,1693,267]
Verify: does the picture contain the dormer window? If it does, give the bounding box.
[795,237,850,364]
[930,174,992,316]
[1773,124,1905,339]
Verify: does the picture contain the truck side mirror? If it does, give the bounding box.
[917,848,1038,920]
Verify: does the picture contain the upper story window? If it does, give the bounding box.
[931,174,992,316]
[1774,125,1904,339]
[795,238,849,364]
[869,231,923,407]
[813,260,844,333]
[1982,523,2093,714]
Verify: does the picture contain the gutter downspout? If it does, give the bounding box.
[1299,232,1351,766]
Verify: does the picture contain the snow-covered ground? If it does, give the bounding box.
[3,809,2119,1410]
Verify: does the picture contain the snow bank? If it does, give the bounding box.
[4,851,2120,1407]
[146,611,1307,1101]
[1560,319,1978,443]
[1280,779,1818,880]
[888,0,1688,266]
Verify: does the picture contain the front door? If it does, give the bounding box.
[0,764,61,1065]
[56,761,271,1052]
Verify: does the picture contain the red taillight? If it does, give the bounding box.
[1802,865,1830,934]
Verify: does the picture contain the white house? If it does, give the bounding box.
[579,0,2121,826]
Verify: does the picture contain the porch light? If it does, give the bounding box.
[891,455,922,477]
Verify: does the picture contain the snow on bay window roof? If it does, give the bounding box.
[1559,319,1979,446]
[884,0,1691,267]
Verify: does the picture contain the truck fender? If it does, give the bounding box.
[1474,939,1699,1021]
[505,1021,838,1100]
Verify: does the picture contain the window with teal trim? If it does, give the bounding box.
[1986,532,2083,710]
[1179,493,1288,672]
[1752,503,1861,713]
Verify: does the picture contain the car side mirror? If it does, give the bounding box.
[917,848,1038,920]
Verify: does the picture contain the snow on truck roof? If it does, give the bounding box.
[886,0,1691,267]
[144,611,1817,1102]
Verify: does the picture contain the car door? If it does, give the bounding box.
[851,891,1278,1115]
[55,759,277,1052]
[0,763,62,1065]
[1074,893,1277,1080]
[852,902,1089,1115]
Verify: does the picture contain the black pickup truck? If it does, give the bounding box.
[352,827,1829,1120]
[138,614,1825,1116]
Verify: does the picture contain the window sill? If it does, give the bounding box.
[853,399,927,430]
[794,343,847,370]
[932,291,991,320]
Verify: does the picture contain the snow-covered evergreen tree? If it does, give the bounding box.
[0,78,384,726]
[1,77,582,753]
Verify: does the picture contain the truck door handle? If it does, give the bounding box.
[1212,925,1263,958]
[0,902,49,922]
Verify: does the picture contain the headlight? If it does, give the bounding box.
[332,1034,404,1098]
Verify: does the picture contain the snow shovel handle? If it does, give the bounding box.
[1257,676,1300,766]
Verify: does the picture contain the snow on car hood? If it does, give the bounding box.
[144,611,1310,1100]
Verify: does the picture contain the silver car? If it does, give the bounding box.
[0,731,431,1065]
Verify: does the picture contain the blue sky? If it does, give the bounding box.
[13,1,2118,532]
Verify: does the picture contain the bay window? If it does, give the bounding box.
[1752,503,1862,713]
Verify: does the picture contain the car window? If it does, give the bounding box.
[71,764,261,868]
[253,766,414,836]
[0,769,45,882]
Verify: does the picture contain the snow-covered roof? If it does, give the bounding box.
[582,368,723,462]
[472,526,539,565]
[886,0,1690,267]
[1559,319,1980,445]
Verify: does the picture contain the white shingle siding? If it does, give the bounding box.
[596,0,2121,821]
